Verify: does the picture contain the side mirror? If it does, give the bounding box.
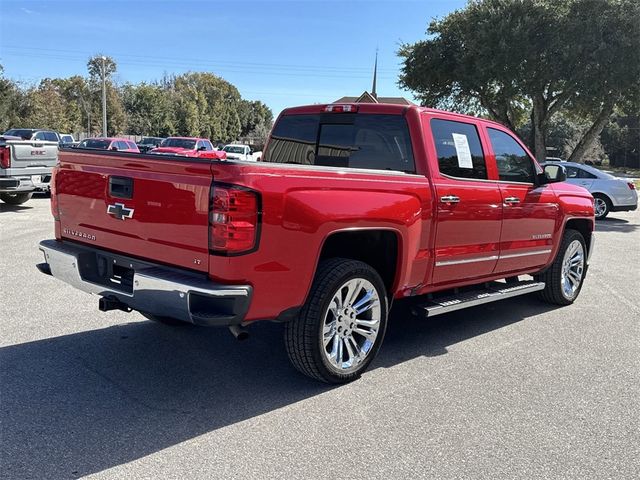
[110,146,118,151]
[198,145,207,151]
[540,164,566,184]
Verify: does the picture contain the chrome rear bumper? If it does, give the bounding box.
[37,239,252,326]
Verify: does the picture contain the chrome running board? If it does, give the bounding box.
[413,280,545,318]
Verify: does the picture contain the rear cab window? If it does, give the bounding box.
[263,113,415,173]
[430,118,487,180]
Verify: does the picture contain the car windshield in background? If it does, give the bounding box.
[141,137,162,145]
[80,139,111,149]
[61,135,74,143]
[161,138,196,149]
[262,113,415,173]
[223,146,245,154]
[3,129,35,139]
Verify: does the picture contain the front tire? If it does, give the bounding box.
[284,258,388,384]
[537,229,587,305]
[0,192,33,205]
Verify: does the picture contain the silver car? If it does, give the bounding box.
[546,162,638,219]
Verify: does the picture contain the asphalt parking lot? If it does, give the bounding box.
[1,195,639,480]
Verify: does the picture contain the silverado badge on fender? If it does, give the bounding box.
[107,203,134,220]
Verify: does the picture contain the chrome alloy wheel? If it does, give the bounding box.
[594,197,607,218]
[322,278,382,373]
[561,239,585,299]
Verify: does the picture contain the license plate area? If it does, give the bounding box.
[76,251,138,294]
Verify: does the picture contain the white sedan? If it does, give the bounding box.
[546,162,638,219]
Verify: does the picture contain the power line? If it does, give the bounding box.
[1,50,396,81]
[1,45,399,75]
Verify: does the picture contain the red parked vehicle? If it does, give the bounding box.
[78,137,140,153]
[148,137,226,159]
[38,103,595,383]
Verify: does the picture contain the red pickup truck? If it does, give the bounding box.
[148,136,226,159]
[38,103,595,383]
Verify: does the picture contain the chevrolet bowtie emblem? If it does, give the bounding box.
[107,203,134,220]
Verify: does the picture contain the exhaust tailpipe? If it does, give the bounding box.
[229,325,249,341]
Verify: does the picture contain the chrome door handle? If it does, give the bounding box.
[440,195,460,204]
[504,197,521,204]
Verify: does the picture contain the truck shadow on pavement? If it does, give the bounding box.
[595,217,638,233]
[0,203,33,213]
[1,296,556,479]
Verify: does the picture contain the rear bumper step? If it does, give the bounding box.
[37,239,252,327]
[413,280,545,318]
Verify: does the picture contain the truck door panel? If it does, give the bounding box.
[485,127,558,273]
[426,117,503,285]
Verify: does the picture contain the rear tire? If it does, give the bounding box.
[0,192,33,205]
[284,258,388,384]
[593,194,611,220]
[141,312,189,326]
[537,229,587,305]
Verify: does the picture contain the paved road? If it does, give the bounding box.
[1,195,639,480]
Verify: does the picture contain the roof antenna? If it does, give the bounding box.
[372,48,378,99]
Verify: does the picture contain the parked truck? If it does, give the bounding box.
[222,143,261,161]
[37,103,595,383]
[1,135,58,204]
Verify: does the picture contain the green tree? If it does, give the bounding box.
[20,79,69,132]
[0,65,23,132]
[123,83,175,136]
[399,0,640,162]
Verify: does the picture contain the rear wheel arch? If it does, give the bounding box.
[315,228,402,298]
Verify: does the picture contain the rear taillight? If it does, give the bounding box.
[0,146,10,169]
[50,167,59,220]
[628,181,636,190]
[324,104,358,113]
[209,183,260,255]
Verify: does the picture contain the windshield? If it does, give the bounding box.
[141,137,162,145]
[223,146,245,154]
[61,135,74,143]
[160,138,196,149]
[3,129,35,139]
[79,139,111,149]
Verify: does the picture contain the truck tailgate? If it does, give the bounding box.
[56,149,212,272]
[3,139,58,175]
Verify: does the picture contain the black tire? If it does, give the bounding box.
[536,229,587,305]
[284,258,389,384]
[141,312,189,326]
[0,192,33,205]
[593,193,611,220]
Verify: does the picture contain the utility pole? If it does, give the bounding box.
[101,56,107,137]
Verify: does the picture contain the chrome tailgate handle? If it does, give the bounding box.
[440,195,460,204]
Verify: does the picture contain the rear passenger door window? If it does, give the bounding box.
[487,128,535,184]
[430,119,487,180]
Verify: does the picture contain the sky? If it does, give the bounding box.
[0,0,466,117]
